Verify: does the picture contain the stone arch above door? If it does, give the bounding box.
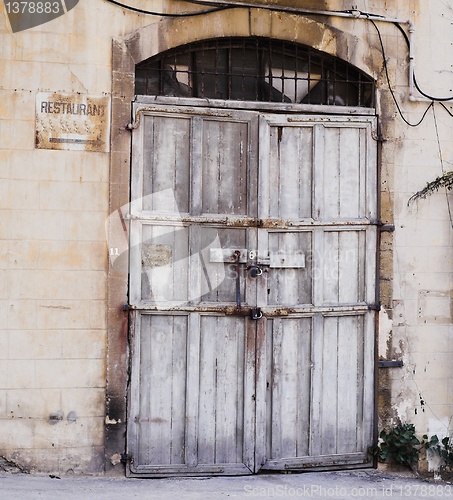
[106,7,382,472]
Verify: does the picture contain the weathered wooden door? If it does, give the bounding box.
[127,103,377,476]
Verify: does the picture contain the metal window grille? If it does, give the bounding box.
[135,37,375,107]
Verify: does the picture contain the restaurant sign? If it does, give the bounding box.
[35,92,110,153]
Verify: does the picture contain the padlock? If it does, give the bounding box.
[250,308,263,320]
[248,265,263,278]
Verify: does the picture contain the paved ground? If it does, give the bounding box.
[0,469,451,500]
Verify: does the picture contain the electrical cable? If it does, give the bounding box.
[104,0,231,17]
[367,16,434,127]
[432,105,453,229]
[107,1,453,115]
[392,20,453,102]
[439,102,453,117]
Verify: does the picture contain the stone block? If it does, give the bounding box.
[90,241,108,271]
[10,179,40,210]
[89,301,107,330]
[7,300,37,330]
[0,330,8,359]
[8,240,39,269]
[6,359,36,389]
[37,300,90,330]
[34,359,105,389]
[61,388,105,418]
[8,270,106,300]
[66,211,106,242]
[8,330,62,360]
[0,419,34,449]
[6,388,62,418]
[37,241,92,270]
[61,330,105,359]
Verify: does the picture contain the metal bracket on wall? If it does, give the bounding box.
[378,360,404,368]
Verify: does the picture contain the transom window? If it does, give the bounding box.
[135,37,375,107]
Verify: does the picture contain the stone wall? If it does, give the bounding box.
[0,0,452,475]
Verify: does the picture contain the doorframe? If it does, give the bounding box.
[106,10,389,473]
[125,102,379,476]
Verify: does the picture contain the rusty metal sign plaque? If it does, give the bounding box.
[35,92,110,152]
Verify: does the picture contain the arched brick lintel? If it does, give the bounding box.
[121,8,381,80]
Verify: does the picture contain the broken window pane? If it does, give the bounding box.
[135,38,375,107]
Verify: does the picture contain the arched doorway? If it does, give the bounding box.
[124,37,378,476]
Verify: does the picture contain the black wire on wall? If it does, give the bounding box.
[105,0,231,16]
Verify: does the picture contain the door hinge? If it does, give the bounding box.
[378,360,404,368]
[368,303,381,311]
[370,220,395,232]
[121,453,132,464]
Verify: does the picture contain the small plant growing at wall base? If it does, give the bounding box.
[373,423,420,467]
[421,434,453,470]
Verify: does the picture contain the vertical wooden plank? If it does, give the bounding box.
[359,127,367,219]
[129,220,143,306]
[312,124,325,220]
[185,312,200,467]
[218,121,249,215]
[189,224,203,304]
[172,225,190,303]
[323,231,339,304]
[322,127,340,220]
[202,119,220,214]
[191,116,203,216]
[298,127,314,219]
[247,115,259,219]
[279,127,300,219]
[127,312,141,466]
[173,119,191,214]
[170,315,188,464]
[198,316,217,464]
[130,106,145,216]
[309,314,323,456]
[215,317,242,463]
[296,318,312,457]
[143,116,191,213]
[320,316,338,455]
[338,231,359,304]
[270,318,283,459]
[151,116,176,211]
[150,315,175,465]
[312,228,324,308]
[362,312,375,451]
[258,116,270,220]
[253,315,266,471]
[336,315,359,453]
[268,125,281,218]
[275,125,313,220]
[339,127,360,218]
[280,319,298,458]
[136,314,150,465]
[365,227,378,304]
[141,115,155,203]
[365,121,378,220]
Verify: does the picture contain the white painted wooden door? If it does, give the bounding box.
[127,103,377,476]
[255,115,377,471]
